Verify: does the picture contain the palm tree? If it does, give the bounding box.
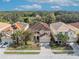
[11,30,23,46]
[23,30,33,45]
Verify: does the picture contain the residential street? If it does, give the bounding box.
[0,54,79,59]
[0,43,79,59]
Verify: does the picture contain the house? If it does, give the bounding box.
[15,22,29,31]
[30,22,51,43]
[0,22,13,44]
[68,22,79,34]
[0,22,29,44]
[50,22,78,44]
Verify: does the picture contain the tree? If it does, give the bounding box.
[11,29,34,47]
[42,13,56,24]
[11,30,23,46]
[22,30,34,45]
[56,14,79,23]
[57,33,69,45]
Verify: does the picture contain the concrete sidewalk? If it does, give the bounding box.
[5,50,40,52]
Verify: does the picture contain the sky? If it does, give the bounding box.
[0,0,79,11]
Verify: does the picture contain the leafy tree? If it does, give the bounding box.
[42,13,56,24]
[56,14,79,23]
[22,30,34,45]
[57,33,69,45]
[11,30,23,46]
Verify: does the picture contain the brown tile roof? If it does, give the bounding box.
[69,22,79,29]
[30,22,50,32]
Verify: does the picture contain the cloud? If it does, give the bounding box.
[14,8,23,11]
[14,4,42,11]
[20,4,42,9]
[26,0,79,6]
[3,0,11,2]
[51,6,62,10]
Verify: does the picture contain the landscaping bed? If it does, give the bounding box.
[7,44,40,50]
[7,41,40,50]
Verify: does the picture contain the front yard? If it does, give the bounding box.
[51,44,73,50]
[51,43,74,54]
[7,41,40,50]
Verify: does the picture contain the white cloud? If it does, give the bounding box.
[3,0,11,2]
[14,8,23,11]
[20,4,42,9]
[26,0,79,6]
[51,6,61,10]
[14,4,42,11]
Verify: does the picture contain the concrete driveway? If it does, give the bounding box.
[69,43,79,55]
[0,48,6,54]
[40,43,53,55]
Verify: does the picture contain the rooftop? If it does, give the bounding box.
[30,22,50,32]
[69,22,79,29]
[50,22,69,33]
[0,22,11,32]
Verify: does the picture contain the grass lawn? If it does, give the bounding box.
[53,51,74,54]
[51,44,74,54]
[51,44,73,50]
[4,52,40,54]
[7,46,40,50]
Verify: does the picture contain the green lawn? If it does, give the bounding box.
[51,44,73,50]
[51,44,73,54]
[7,46,40,50]
[4,52,40,54]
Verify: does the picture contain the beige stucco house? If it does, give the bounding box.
[50,22,78,43]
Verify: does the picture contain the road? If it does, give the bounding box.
[0,43,79,59]
[0,54,79,59]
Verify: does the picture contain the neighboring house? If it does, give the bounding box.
[0,22,13,44]
[50,22,78,43]
[68,22,79,34]
[0,22,29,44]
[15,22,29,31]
[30,22,51,43]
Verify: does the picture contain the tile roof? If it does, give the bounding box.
[69,22,79,29]
[50,22,69,34]
[15,22,29,30]
[30,22,50,32]
[0,22,11,32]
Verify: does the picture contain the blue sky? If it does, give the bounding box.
[0,0,79,11]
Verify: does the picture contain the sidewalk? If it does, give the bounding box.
[5,50,40,52]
